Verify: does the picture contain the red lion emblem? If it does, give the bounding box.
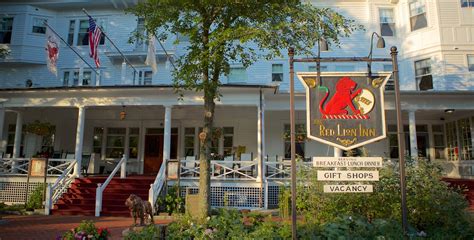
[319,76,362,115]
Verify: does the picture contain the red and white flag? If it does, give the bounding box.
[88,16,102,68]
[45,26,59,76]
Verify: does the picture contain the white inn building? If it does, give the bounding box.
[0,0,473,215]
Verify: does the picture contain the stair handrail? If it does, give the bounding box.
[148,160,167,213]
[45,159,77,215]
[95,154,127,217]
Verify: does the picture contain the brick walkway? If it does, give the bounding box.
[0,215,172,240]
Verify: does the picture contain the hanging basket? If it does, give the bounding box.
[24,120,54,136]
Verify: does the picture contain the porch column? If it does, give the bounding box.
[334,147,343,157]
[257,100,265,182]
[0,107,5,153]
[74,106,86,177]
[13,111,23,158]
[408,110,418,160]
[163,105,172,165]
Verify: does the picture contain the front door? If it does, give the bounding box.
[144,135,163,174]
[144,131,179,174]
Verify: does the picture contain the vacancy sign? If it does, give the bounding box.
[314,156,383,193]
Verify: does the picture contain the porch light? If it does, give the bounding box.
[120,106,126,120]
[367,32,386,78]
[444,109,455,114]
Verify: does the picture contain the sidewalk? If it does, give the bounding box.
[0,215,172,240]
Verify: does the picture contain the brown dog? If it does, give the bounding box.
[124,194,154,226]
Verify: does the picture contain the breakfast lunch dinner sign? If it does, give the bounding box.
[297,72,391,151]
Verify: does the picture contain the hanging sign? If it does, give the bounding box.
[313,157,383,168]
[297,72,391,150]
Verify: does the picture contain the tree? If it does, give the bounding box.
[130,0,361,220]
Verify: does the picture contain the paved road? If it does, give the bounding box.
[0,215,171,240]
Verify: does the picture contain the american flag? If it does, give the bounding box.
[88,16,102,68]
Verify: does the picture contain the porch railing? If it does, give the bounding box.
[178,160,258,180]
[95,154,127,217]
[0,158,75,176]
[45,160,77,215]
[148,160,167,213]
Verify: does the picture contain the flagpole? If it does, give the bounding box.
[82,8,138,78]
[43,21,99,75]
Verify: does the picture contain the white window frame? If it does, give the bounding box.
[0,17,14,44]
[137,69,153,85]
[414,58,432,91]
[67,18,106,46]
[379,8,396,37]
[271,63,283,82]
[62,69,95,86]
[461,0,474,7]
[31,16,47,34]
[409,0,428,31]
[468,55,474,72]
[227,66,247,83]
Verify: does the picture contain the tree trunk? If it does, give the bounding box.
[197,93,215,220]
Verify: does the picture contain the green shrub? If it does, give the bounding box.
[26,183,45,210]
[157,185,184,215]
[278,187,291,218]
[124,225,160,240]
[296,159,474,238]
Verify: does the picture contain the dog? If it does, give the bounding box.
[124,194,154,226]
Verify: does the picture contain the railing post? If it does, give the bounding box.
[120,154,127,179]
[95,183,102,217]
[264,181,268,209]
[149,184,154,213]
[45,183,52,215]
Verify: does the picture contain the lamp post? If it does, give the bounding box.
[288,47,297,240]
[367,32,386,78]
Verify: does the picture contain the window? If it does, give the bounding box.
[69,19,105,46]
[6,124,25,157]
[135,17,146,49]
[223,127,234,157]
[379,9,396,37]
[62,70,93,86]
[0,17,13,44]
[461,0,474,7]
[184,128,196,157]
[32,17,47,34]
[228,67,247,83]
[335,65,355,72]
[272,64,283,82]
[432,125,445,159]
[468,55,474,72]
[458,118,472,160]
[40,127,55,154]
[446,122,458,161]
[138,70,153,85]
[92,127,103,154]
[67,20,75,45]
[106,128,126,158]
[177,33,190,42]
[308,65,328,72]
[387,125,410,159]
[129,128,139,158]
[414,58,432,91]
[409,0,427,31]
[284,124,305,159]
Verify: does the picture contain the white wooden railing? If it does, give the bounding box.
[0,158,75,176]
[178,160,258,180]
[45,160,77,215]
[148,161,167,213]
[95,154,127,217]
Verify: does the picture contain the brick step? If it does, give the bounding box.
[70,183,151,189]
[54,204,95,210]
[51,209,95,216]
[101,211,131,217]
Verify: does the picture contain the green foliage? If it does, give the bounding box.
[124,225,160,240]
[59,220,110,240]
[128,0,361,219]
[157,185,184,215]
[296,159,474,238]
[278,187,291,218]
[0,202,25,212]
[26,183,45,210]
